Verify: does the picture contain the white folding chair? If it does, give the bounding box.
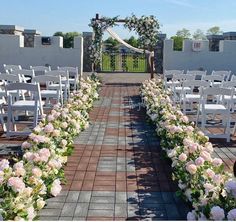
[6,83,44,137]
[181,80,210,114]
[45,70,69,101]
[32,75,63,106]
[3,64,22,73]
[196,87,233,142]
[11,69,35,83]
[221,81,236,112]
[171,74,195,104]
[186,70,207,80]
[30,66,51,76]
[57,66,79,90]
[212,70,231,81]
[203,75,224,88]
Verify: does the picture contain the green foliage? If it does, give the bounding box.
[124,36,140,48]
[176,28,191,39]
[53,31,81,48]
[206,26,222,35]
[103,37,119,51]
[171,36,184,51]
[193,29,207,40]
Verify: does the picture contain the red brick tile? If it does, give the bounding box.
[94,180,116,186]
[64,170,76,176]
[70,181,83,191]
[84,172,96,180]
[116,172,126,180]
[74,171,86,180]
[77,163,88,171]
[87,164,97,171]
[81,180,94,191]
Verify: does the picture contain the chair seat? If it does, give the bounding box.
[175,86,191,92]
[41,90,58,96]
[200,104,227,112]
[224,95,236,100]
[48,83,66,89]
[185,94,201,100]
[12,100,44,109]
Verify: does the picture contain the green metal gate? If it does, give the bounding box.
[101,52,147,72]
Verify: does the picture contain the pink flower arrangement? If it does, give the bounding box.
[7,177,25,192]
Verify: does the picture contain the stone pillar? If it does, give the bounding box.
[83,32,93,72]
[0,25,24,35]
[207,34,224,51]
[23,29,41,47]
[154,33,166,74]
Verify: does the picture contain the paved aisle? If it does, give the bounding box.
[40,74,190,221]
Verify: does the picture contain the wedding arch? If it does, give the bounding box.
[89,14,160,78]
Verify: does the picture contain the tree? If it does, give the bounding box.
[103,37,119,51]
[193,29,207,40]
[206,26,222,35]
[176,28,191,39]
[124,36,139,48]
[171,36,184,51]
[53,31,81,48]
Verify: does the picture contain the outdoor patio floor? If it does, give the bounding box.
[0,73,235,220]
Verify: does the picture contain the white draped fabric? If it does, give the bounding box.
[106,28,154,56]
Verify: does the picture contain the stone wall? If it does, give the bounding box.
[23,29,41,47]
[163,39,236,74]
[0,34,83,74]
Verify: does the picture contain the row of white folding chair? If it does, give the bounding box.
[164,69,232,81]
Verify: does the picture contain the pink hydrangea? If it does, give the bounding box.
[32,167,42,178]
[8,177,25,192]
[205,169,215,179]
[227,209,236,221]
[44,123,54,133]
[48,159,62,170]
[38,148,51,162]
[21,141,31,149]
[50,179,62,196]
[210,206,225,220]
[200,151,212,162]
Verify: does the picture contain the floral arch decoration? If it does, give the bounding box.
[89,14,160,75]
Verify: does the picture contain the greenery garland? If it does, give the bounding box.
[89,14,160,70]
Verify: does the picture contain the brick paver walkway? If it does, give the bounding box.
[39,74,190,221]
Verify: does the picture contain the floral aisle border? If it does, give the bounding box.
[0,76,101,220]
[141,78,236,221]
[88,14,160,72]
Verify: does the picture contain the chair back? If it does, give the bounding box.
[3,64,22,73]
[30,66,51,76]
[212,70,231,81]
[186,70,207,80]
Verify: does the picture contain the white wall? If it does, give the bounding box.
[0,34,83,74]
[163,39,236,74]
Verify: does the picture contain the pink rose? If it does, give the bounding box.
[52,129,60,137]
[205,169,215,179]
[38,148,51,162]
[60,139,67,147]
[50,179,62,196]
[186,164,197,175]
[61,122,68,129]
[200,151,212,162]
[195,157,205,166]
[212,158,223,167]
[179,153,187,162]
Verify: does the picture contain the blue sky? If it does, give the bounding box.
[1,0,236,39]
